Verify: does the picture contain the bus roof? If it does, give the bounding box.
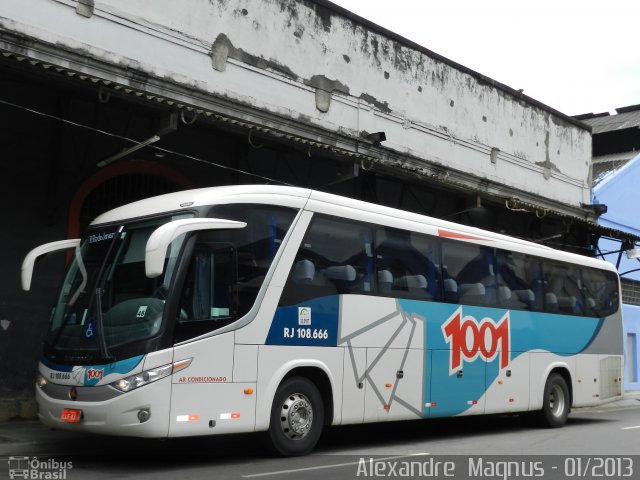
[90,185,312,225]
[90,184,617,274]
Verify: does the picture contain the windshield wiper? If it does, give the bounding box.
[84,226,123,363]
[68,244,88,307]
[48,245,90,351]
[94,287,113,362]
[91,226,124,362]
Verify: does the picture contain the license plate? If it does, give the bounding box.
[60,408,82,423]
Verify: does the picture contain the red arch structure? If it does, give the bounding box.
[67,160,194,240]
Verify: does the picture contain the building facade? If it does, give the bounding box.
[592,154,640,391]
[581,106,640,391]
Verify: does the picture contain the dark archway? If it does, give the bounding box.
[68,160,194,240]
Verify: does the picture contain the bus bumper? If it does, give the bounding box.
[35,376,171,437]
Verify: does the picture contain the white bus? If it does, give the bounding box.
[22,185,623,455]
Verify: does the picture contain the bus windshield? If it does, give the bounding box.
[44,204,299,363]
[45,214,191,364]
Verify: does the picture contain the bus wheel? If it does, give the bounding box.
[537,373,570,428]
[267,376,324,456]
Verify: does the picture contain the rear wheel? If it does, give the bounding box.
[536,373,570,428]
[267,376,324,456]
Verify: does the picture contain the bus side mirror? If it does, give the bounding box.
[21,239,81,291]
[145,218,246,278]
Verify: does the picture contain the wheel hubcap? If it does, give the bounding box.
[549,384,566,417]
[280,393,313,440]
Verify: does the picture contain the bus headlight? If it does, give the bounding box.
[37,375,48,388]
[111,358,192,393]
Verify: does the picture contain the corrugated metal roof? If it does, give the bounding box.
[592,150,636,186]
[593,151,637,164]
[581,105,640,134]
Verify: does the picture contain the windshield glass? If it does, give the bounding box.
[45,214,191,363]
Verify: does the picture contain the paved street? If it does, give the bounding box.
[1,396,639,480]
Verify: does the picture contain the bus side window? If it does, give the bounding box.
[582,267,619,317]
[280,216,373,306]
[203,205,297,318]
[375,227,440,300]
[174,243,235,343]
[496,250,541,311]
[443,241,496,307]
[543,261,585,315]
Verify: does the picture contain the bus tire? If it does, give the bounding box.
[536,373,570,428]
[267,376,324,456]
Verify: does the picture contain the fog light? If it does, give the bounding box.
[137,408,151,423]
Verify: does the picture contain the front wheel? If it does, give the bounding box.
[536,373,570,428]
[267,376,324,456]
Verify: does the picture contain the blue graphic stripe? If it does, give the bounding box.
[269,294,605,418]
[398,300,602,417]
[267,296,339,346]
[40,355,145,386]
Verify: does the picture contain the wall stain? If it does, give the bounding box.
[360,93,392,114]
[309,0,333,32]
[210,33,297,79]
[535,130,560,177]
[232,7,248,17]
[294,25,305,39]
[281,0,332,33]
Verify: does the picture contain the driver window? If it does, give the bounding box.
[174,243,235,342]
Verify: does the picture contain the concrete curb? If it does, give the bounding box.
[572,391,640,413]
[0,397,37,421]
